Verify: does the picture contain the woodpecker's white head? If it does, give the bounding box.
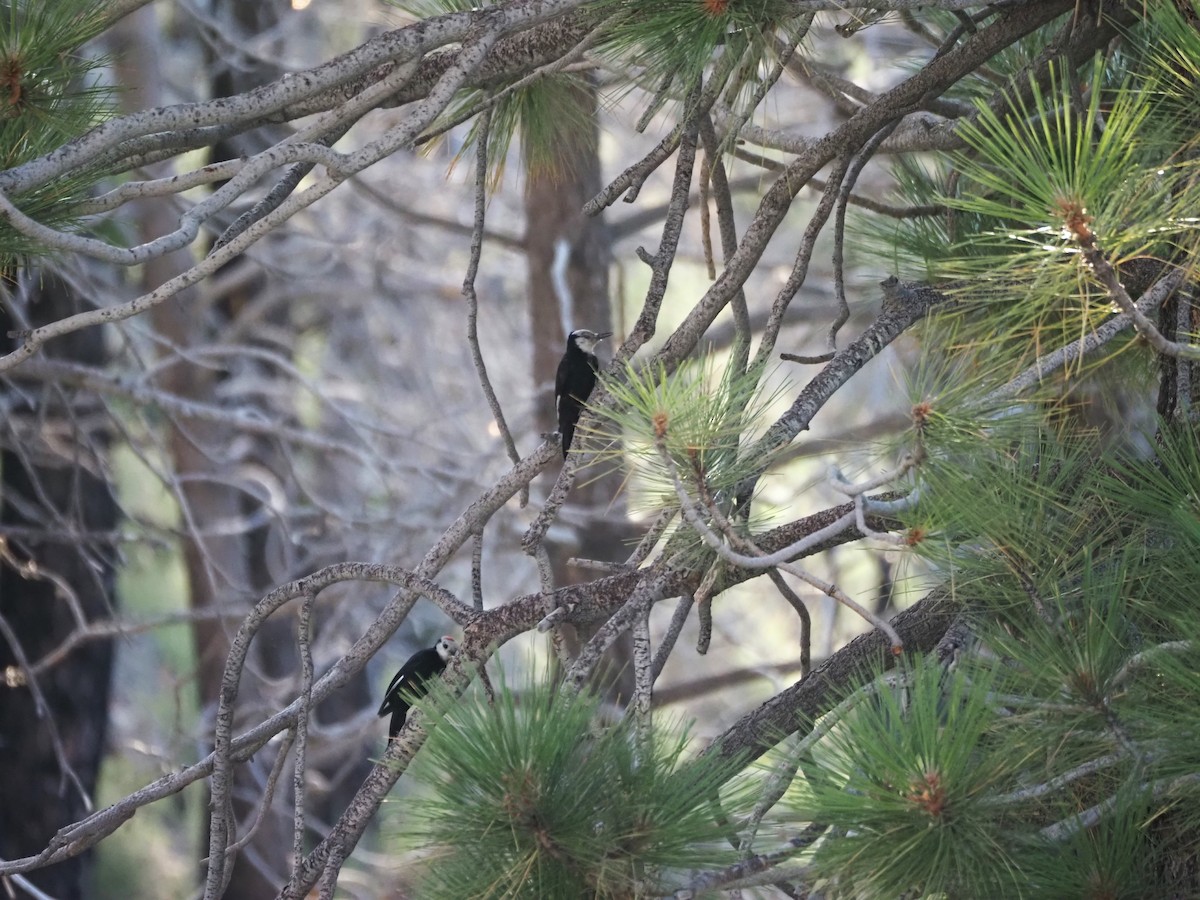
[570,329,612,356]
[435,635,458,662]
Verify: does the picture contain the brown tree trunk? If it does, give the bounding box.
[111,8,291,896]
[0,269,118,900]
[524,81,638,697]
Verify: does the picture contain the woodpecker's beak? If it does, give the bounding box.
[596,331,612,340]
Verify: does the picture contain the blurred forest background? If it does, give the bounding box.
[2,0,1198,897]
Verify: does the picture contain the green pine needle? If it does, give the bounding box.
[398,674,754,898]
[594,0,798,125]
[790,659,1023,898]
[940,55,1199,291]
[859,42,1200,387]
[0,0,117,268]
[1019,792,1156,899]
[580,351,786,523]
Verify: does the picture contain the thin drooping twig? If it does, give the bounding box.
[747,153,853,372]
[693,555,722,655]
[291,589,315,874]
[767,569,812,677]
[650,593,694,681]
[0,609,92,812]
[827,120,902,350]
[699,152,715,279]
[620,79,705,358]
[471,531,485,611]
[217,730,294,860]
[699,115,751,377]
[461,105,525,501]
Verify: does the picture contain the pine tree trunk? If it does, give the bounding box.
[0,270,118,899]
[524,80,639,697]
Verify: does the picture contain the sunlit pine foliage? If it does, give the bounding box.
[581,351,785,529]
[789,659,1024,897]
[397,675,755,899]
[858,14,1200,386]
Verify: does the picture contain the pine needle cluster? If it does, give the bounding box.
[0,0,114,267]
[805,14,1200,877]
[592,0,797,113]
[782,420,1200,897]
[791,660,1025,898]
[581,353,784,535]
[859,5,1200,388]
[398,676,753,899]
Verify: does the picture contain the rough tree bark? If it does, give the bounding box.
[0,269,118,900]
[523,78,640,694]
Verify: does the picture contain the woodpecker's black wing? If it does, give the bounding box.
[378,646,447,738]
[556,343,599,457]
[555,349,570,416]
[556,350,580,457]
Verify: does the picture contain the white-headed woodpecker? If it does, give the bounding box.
[556,328,611,457]
[378,635,457,738]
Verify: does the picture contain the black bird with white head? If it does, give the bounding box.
[556,328,612,457]
[378,635,457,739]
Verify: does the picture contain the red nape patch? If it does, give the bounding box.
[701,0,731,16]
